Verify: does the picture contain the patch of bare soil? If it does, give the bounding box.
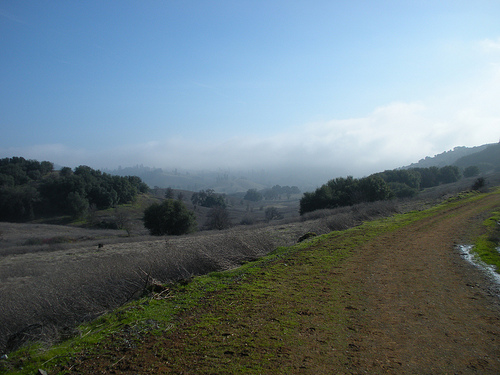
[52,194,500,374]
[344,195,500,373]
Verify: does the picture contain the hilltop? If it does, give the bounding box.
[404,142,498,170]
[454,142,500,173]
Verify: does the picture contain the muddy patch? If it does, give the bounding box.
[457,244,500,286]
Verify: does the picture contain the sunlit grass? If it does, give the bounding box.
[471,210,500,273]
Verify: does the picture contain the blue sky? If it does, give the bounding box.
[1,1,499,178]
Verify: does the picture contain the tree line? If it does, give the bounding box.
[300,175,392,215]
[0,157,149,222]
[300,165,476,215]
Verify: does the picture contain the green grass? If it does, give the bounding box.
[2,189,499,374]
[471,210,500,273]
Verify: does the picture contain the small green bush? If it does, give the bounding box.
[472,177,485,191]
[143,199,197,236]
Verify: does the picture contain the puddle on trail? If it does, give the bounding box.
[457,245,500,285]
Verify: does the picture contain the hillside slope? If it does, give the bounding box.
[4,191,500,374]
[454,142,500,173]
[405,143,493,169]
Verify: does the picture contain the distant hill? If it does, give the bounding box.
[105,165,268,194]
[453,143,500,173]
[105,142,500,194]
[404,143,493,169]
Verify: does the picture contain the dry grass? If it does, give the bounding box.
[0,223,308,353]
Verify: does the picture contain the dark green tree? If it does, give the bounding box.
[0,163,28,185]
[463,166,480,178]
[414,167,440,188]
[66,191,89,218]
[388,182,418,198]
[60,167,73,177]
[0,174,15,187]
[127,175,149,193]
[143,199,197,236]
[357,175,393,203]
[40,161,54,175]
[376,169,421,190]
[165,187,174,199]
[438,166,462,184]
[244,188,262,202]
[0,185,38,221]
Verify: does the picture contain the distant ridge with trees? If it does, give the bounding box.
[453,142,500,173]
[404,142,498,170]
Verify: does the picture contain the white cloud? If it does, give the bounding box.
[480,37,500,53]
[3,93,495,180]
[2,37,499,184]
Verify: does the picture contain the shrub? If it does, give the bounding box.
[243,189,262,202]
[298,232,317,242]
[471,177,486,191]
[388,182,419,198]
[265,207,283,222]
[323,213,357,231]
[240,215,256,225]
[143,199,197,236]
[205,206,232,230]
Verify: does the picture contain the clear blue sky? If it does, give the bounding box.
[1,1,499,177]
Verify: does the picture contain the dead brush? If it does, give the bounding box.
[322,213,357,231]
[137,268,173,300]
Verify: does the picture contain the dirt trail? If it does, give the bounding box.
[344,194,500,373]
[49,194,500,374]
